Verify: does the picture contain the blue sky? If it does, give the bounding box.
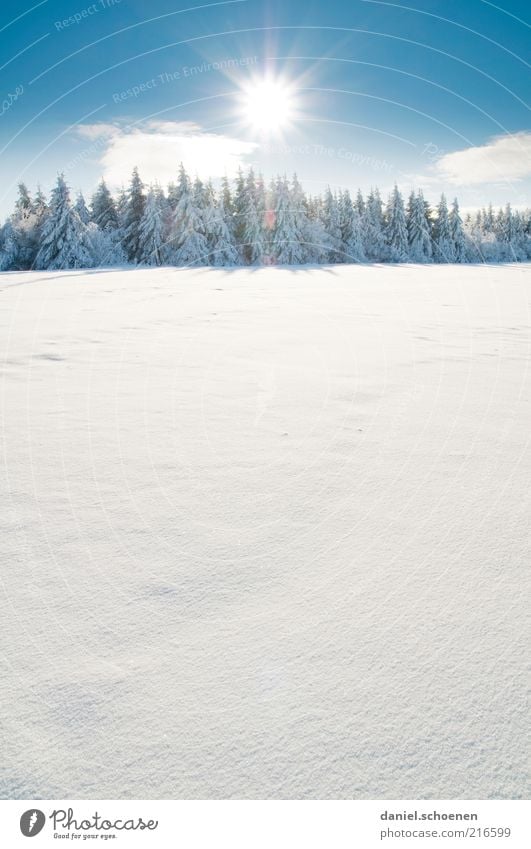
[0,0,529,215]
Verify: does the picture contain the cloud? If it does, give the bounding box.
[434,132,531,185]
[76,121,257,186]
[75,123,120,140]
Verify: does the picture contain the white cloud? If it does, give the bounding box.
[434,132,531,185]
[75,123,120,140]
[76,121,257,187]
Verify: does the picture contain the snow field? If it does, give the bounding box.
[0,263,529,799]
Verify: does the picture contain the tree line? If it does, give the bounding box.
[1,165,530,271]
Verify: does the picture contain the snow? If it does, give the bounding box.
[0,263,529,800]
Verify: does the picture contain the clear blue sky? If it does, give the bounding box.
[0,0,529,215]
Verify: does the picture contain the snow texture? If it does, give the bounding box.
[0,264,529,800]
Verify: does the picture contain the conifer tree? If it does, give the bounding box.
[11,183,37,268]
[449,198,466,263]
[91,179,119,231]
[138,185,166,265]
[232,167,247,262]
[171,165,209,265]
[122,167,145,263]
[209,194,240,266]
[434,194,454,262]
[407,191,433,262]
[35,174,92,269]
[242,180,266,264]
[75,192,91,225]
[384,185,409,261]
[363,189,386,261]
[340,189,365,262]
[271,176,304,264]
[323,187,343,262]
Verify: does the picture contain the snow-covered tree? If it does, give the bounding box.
[122,167,145,263]
[407,191,432,262]
[449,198,466,263]
[9,184,36,268]
[363,189,386,261]
[322,187,343,262]
[35,174,92,269]
[384,185,409,261]
[434,194,454,262]
[170,165,209,265]
[32,186,48,225]
[270,176,305,264]
[209,194,240,266]
[242,174,266,265]
[87,224,126,267]
[340,190,365,262]
[91,179,119,231]
[138,185,166,265]
[0,220,19,270]
[232,167,248,262]
[75,192,91,225]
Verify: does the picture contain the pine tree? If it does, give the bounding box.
[449,198,466,263]
[0,220,19,270]
[138,185,166,265]
[75,192,91,225]
[363,189,386,261]
[271,176,304,264]
[14,183,32,220]
[91,179,119,231]
[407,191,433,262]
[115,187,128,229]
[322,187,343,262]
[209,194,240,266]
[290,174,314,264]
[434,194,454,262]
[242,176,266,264]
[10,183,37,268]
[339,189,365,262]
[35,174,92,269]
[87,224,126,267]
[384,185,409,261]
[122,167,146,263]
[232,167,247,262]
[32,186,48,225]
[171,165,208,265]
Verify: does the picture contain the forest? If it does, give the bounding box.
[1,165,530,270]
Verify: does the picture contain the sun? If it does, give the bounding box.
[240,77,295,134]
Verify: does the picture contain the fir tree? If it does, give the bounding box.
[232,167,247,262]
[434,194,454,262]
[91,179,119,231]
[171,165,208,265]
[271,176,304,264]
[407,191,432,262]
[122,167,146,263]
[449,199,466,263]
[35,174,92,269]
[75,192,91,225]
[138,185,166,265]
[363,189,386,261]
[242,178,266,264]
[323,187,343,262]
[209,194,240,266]
[340,190,365,262]
[384,185,409,261]
[11,183,38,268]
[0,220,19,270]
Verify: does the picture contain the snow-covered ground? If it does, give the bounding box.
[1,264,529,800]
